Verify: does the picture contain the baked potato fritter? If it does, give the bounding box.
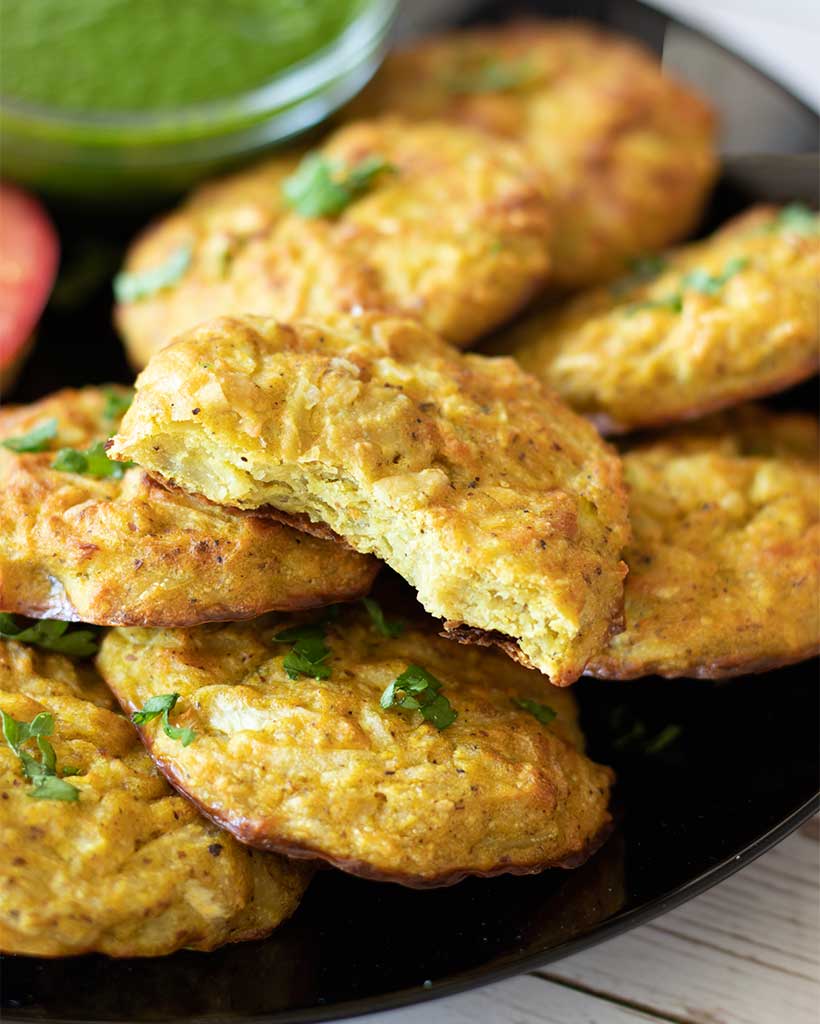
[588,407,820,679]
[492,207,820,433]
[0,387,377,625]
[97,610,614,887]
[0,640,310,957]
[343,19,717,287]
[116,117,552,367]
[108,314,630,685]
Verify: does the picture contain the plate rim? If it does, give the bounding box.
[5,794,815,1024]
[1,2,818,1022]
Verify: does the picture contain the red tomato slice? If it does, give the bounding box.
[0,182,60,372]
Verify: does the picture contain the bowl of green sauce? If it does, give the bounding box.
[0,0,398,204]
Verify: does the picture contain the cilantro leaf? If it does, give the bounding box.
[611,254,668,297]
[610,706,682,755]
[680,257,749,296]
[131,693,196,746]
[643,723,683,754]
[0,709,80,802]
[113,244,192,303]
[102,386,134,424]
[446,59,533,94]
[1,709,54,756]
[131,693,180,724]
[28,775,80,801]
[512,697,557,725]
[1,418,58,453]
[775,203,819,236]
[52,441,134,479]
[0,614,100,657]
[626,293,683,316]
[361,598,404,638]
[626,257,748,316]
[380,665,457,730]
[274,623,332,680]
[282,153,394,218]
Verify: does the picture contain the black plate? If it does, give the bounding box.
[2,1,819,1021]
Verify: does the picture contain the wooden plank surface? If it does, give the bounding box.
[367,821,818,1024]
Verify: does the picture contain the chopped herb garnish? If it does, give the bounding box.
[273,622,332,679]
[52,441,133,479]
[1,418,58,453]
[512,697,557,725]
[362,597,404,638]
[49,241,122,311]
[0,614,99,657]
[282,153,394,218]
[611,254,668,296]
[28,775,81,800]
[113,244,192,303]
[446,59,533,94]
[626,294,683,316]
[102,386,134,423]
[680,257,749,296]
[1,709,80,801]
[642,723,683,754]
[774,203,818,236]
[626,257,748,316]
[610,706,682,755]
[131,693,196,746]
[629,253,668,280]
[380,665,457,730]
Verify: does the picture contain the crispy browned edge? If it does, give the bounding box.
[590,354,820,435]
[0,583,380,630]
[586,641,820,681]
[2,914,295,961]
[109,710,614,889]
[2,472,380,626]
[133,474,626,685]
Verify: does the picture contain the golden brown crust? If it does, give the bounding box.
[156,776,616,889]
[0,387,377,626]
[97,611,614,887]
[108,313,630,685]
[491,207,820,434]
[0,640,311,958]
[116,117,552,367]
[587,406,820,679]
[343,19,718,287]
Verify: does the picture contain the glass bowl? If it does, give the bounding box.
[0,0,398,206]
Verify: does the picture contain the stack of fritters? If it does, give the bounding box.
[2,18,818,961]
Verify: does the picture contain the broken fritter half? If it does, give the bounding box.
[115,116,553,367]
[491,206,820,433]
[97,605,614,888]
[0,639,311,957]
[107,313,630,686]
[0,386,377,626]
[343,19,718,287]
[588,406,820,679]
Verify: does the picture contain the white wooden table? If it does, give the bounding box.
[361,819,819,1023]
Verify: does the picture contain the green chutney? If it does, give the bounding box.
[0,0,395,202]
[0,0,365,112]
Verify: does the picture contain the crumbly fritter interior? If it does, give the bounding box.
[0,387,377,625]
[108,313,630,685]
